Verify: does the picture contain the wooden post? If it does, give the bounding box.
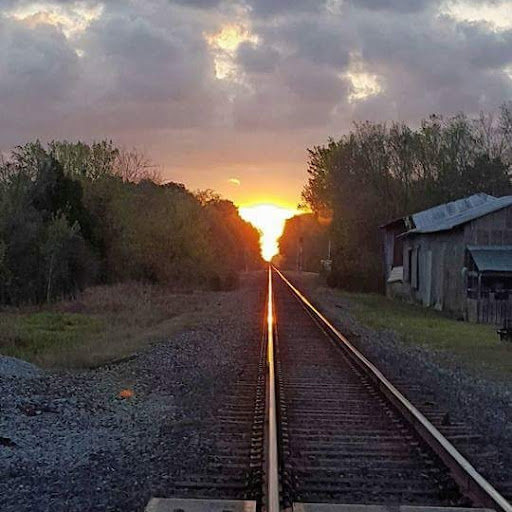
[477,273,482,323]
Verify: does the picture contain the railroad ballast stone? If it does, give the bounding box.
[0,355,42,379]
[273,275,467,507]
[0,271,266,512]
[289,274,512,502]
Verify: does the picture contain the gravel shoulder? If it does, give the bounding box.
[0,271,266,512]
[284,271,512,501]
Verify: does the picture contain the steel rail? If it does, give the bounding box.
[266,267,280,512]
[273,267,511,512]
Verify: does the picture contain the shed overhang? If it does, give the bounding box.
[467,245,512,273]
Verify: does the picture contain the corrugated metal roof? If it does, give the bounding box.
[405,193,512,235]
[411,193,494,230]
[467,245,512,272]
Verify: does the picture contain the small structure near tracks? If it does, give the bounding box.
[382,193,512,326]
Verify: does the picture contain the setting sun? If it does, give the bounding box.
[239,204,299,261]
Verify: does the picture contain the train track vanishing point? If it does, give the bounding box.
[146,267,511,512]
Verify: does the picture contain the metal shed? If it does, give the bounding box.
[382,193,512,323]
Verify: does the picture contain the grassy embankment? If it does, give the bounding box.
[286,271,512,381]
[0,282,229,368]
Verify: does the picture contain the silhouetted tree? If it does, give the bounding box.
[301,106,512,292]
[0,140,263,304]
[277,214,329,272]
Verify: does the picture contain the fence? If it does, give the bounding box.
[477,298,512,326]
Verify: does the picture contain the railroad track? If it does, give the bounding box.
[155,277,268,504]
[146,267,512,512]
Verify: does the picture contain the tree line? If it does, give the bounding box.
[0,141,262,305]
[279,104,512,291]
[274,213,330,273]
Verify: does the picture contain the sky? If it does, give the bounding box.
[1,0,512,211]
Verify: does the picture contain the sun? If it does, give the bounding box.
[239,204,299,261]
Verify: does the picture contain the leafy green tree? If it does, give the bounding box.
[277,213,329,272]
[49,140,118,180]
[300,105,512,292]
[0,147,94,303]
[0,139,262,304]
[42,215,80,301]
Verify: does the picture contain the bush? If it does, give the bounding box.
[0,141,262,305]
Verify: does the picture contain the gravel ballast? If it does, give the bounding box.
[0,271,266,512]
[286,272,512,501]
[0,356,42,379]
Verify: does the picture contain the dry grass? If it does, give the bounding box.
[0,281,232,368]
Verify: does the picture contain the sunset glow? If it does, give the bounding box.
[344,54,383,103]
[205,23,259,80]
[7,2,104,38]
[239,204,299,261]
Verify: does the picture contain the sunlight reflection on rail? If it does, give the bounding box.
[266,266,279,512]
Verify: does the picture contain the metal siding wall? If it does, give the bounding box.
[411,246,419,290]
[402,238,413,299]
[396,206,512,315]
[466,207,512,247]
[434,242,446,310]
[403,231,464,314]
[444,230,465,313]
[424,249,433,306]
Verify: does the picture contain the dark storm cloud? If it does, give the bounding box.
[1,0,512,194]
[0,0,226,148]
[80,13,211,102]
[232,53,350,132]
[350,0,437,12]
[0,16,80,142]
[258,16,353,69]
[0,18,78,101]
[280,57,346,103]
[246,0,324,17]
[458,22,512,69]
[0,0,96,8]
[170,0,223,7]
[352,8,512,117]
[236,41,280,73]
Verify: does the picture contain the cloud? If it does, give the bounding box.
[440,1,512,31]
[0,15,80,139]
[246,0,324,17]
[0,0,512,204]
[236,41,280,73]
[171,0,223,7]
[350,0,437,12]
[4,1,104,38]
[228,177,241,185]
